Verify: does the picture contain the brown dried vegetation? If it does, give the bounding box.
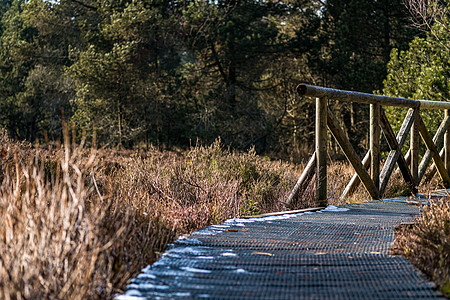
[392,198,450,296]
[0,128,175,299]
[4,125,444,298]
[0,129,334,299]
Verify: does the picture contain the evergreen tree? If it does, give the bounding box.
[177,0,304,150]
[68,0,185,147]
[0,0,78,141]
[0,0,423,157]
[295,0,418,153]
[383,11,450,135]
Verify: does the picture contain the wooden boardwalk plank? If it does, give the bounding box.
[118,200,444,299]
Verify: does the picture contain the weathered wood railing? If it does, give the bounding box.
[287,84,450,207]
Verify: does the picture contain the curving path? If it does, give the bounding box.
[116,199,445,299]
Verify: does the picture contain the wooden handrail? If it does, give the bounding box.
[297,84,450,110]
[289,84,450,207]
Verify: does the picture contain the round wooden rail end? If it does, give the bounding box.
[296,84,308,95]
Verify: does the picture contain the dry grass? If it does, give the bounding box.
[292,160,363,208]
[96,140,302,226]
[392,198,450,296]
[0,130,316,299]
[386,163,450,297]
[0,128,175,299]
[4,125,446,298]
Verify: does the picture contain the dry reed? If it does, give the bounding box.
[0,132,309,298]
[0,128,174,299]
[392,198,450,296]
[3,125,445,298]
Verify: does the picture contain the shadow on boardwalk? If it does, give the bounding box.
[117,199,445,299]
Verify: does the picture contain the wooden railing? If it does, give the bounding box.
[287,84,450,207]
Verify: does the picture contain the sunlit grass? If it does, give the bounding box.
[2,125,447,298]
[392,198,450,297]
[0,129,316,298]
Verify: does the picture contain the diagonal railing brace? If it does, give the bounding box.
[327,108,380,199]
[379,108,418,196]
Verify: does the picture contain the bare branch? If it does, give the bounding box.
[403,0,447,31]
[403,0,450,51]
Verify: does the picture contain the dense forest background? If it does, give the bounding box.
[0,0,422,160]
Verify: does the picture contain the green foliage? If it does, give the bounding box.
[177,0,296,150]
[0,0,75,141]
[293,0,417,154]
[316,0,412,92]
[68,0,172,147]
[0,0,13,31]
[383,21,450,135]
[0,0,419,158]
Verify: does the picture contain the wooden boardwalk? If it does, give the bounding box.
[116,198,445,299]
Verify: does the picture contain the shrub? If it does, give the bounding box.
[392,198,450,296]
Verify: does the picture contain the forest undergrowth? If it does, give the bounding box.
[0,126,448,298]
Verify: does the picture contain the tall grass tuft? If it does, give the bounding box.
[0,128,174,299]
[392,198,450,296]
[2,126,420,298]
[0,132,314,298]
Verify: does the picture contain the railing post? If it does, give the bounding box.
[445,109,450,176]
[370,103,380,190]
[296,84,450,200]
[411,110,420,187]
[316,97,327,206]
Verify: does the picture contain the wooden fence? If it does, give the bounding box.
[287,84,450,207]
